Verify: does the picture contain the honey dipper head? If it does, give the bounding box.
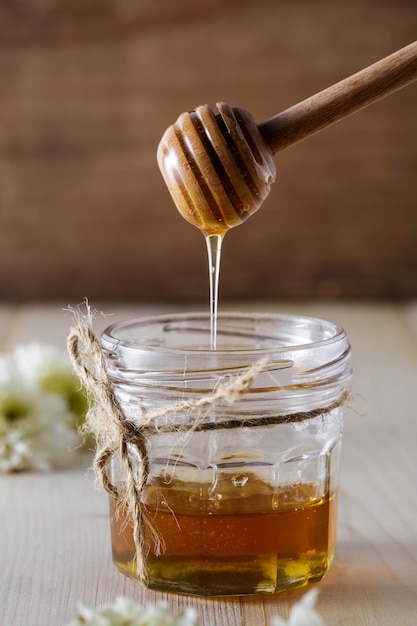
[157,102,276,235]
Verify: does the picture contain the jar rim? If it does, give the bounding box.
[101,311,351,416]
[101,311,346,356]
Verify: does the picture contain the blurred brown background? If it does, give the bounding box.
[0,0,416,303]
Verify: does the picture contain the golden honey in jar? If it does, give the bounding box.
[101,312,351,597]
[110,476,338,596]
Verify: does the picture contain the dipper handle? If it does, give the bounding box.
[259,41,417,153]
[157,42,417,236]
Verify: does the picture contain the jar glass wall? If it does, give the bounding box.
[101,312,352,597]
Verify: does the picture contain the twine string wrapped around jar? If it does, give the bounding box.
[67,306,275,581]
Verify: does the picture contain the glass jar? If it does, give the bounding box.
[101,311,352,597]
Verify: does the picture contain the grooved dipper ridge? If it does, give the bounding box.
[157,42,417,235]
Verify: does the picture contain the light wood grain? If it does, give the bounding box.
[1,302,417,625]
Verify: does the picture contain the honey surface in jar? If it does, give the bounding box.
[110,473,338,597]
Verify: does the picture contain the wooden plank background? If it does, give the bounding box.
[0,0,416,302]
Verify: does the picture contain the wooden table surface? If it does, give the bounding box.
[1,302,417,625]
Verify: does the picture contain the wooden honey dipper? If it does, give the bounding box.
[157,41,417,235]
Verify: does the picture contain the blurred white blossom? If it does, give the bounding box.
[65,592,327,626]
[272,589,327,626]
[9,342,88,427]
[0,342,87,472]
[65,598,199,626]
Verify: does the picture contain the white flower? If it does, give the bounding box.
[65,598,199,626]
[9,342,88,426]
[272,589,326,626]
[0,342,87,472]
[66,592,326,626]
[0,378,79,472]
